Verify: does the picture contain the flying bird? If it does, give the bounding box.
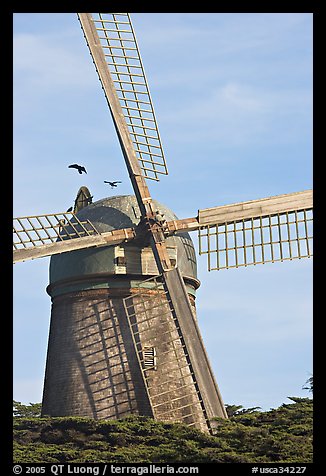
[104,181,122,188]
[68,164,87,174]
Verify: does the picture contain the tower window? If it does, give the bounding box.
[116,256,126,266]
[143,346,157,370]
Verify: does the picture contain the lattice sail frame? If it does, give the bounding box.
[123,275,211,431]
[84,13,168,181]
[13,213,99,251]
[199,208,313,271]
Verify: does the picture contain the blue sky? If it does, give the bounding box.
[13,13,313,411]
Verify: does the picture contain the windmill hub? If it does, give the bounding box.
[47,194,200,299]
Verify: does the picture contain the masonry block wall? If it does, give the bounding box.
[42,289,152,419]
[42,286,208,432]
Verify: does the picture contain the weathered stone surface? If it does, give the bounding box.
[42,290,152,419]
[42,288,208,431]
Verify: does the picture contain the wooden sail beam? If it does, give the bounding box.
[13,190,313,263]
[166,190,313,234]
[13,228,135,263]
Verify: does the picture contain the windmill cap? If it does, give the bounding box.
[48,195,199,298]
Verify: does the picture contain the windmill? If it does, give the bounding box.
[13,13,313,434]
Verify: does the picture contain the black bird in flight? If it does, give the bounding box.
[68,164,87,174]
[104,181,122,188]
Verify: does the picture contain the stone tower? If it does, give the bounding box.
[42,195,215,432]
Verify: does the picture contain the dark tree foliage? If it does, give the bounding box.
[13,401,42,418]
[225,404,262,417]
[302,376,313,393]
[13,397,312,463]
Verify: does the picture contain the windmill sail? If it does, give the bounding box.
[165,190,313,271]
[13,190,313,266]
[13,186,135,263]
[123,272,227,431]
[13,212,135,263]
[78,12,228,430]
[198,190,313,271]
[78,13,167,181]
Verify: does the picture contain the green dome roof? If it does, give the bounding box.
[48,195,199,297]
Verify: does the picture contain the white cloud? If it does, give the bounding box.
[132,13,312,153]
[157,81,311,151]
[217,82,264,113]
[135,13,310,57]
[13,32,94,90]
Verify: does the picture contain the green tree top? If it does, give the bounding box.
[13,401,42,418]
